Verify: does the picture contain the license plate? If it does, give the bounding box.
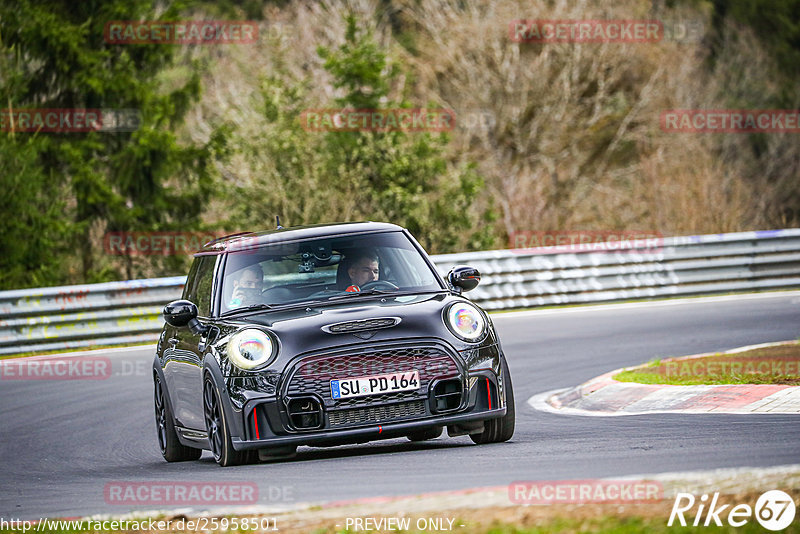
[330,370,420,400]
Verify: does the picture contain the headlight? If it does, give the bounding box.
[446,302,487,342]
[226,329,276,370]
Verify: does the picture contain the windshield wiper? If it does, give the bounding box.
[221,303,273,317]
[326,288,396,301]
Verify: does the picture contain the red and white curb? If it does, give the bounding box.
[529,342,800,416]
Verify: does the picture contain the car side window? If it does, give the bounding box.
[186,256,216,317]
[181,259,200,301]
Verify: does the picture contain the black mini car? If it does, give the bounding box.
[154,222,515,466]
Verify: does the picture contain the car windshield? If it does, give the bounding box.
[220,231,443,313]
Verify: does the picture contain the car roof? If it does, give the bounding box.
[200,221,404,253]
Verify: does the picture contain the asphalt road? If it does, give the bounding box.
[1,292,799,519]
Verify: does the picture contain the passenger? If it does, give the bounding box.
[228,265,264,308]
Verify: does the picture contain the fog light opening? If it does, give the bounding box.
[431,378,462,413]
[287,397,323,429]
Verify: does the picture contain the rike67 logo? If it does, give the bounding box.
[669,490,796,530]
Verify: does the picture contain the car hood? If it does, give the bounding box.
[216,292,492,363]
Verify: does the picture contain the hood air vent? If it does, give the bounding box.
[321,317,401,334]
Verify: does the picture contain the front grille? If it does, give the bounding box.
[283,343,461,429]
[287,345,458,404]
[329,400,426,427]
[323,317,400,334]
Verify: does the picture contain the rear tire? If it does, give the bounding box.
[154,375,202,462]
[407,426,443,442]
[203,377,257,467]
[470,359,515,444]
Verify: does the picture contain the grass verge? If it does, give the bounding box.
[615,341,800,385]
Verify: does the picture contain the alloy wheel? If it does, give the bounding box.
[203,380,224,460]
[154,378,168,453]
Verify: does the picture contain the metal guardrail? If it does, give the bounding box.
[0,277,186,355]
[433,229,800,310]
[1,229,799,355]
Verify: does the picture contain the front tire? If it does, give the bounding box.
[203,377,257,467]
[154,375,202,462]
[470,359,515,444]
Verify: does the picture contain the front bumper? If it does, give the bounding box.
[223,339,506,450]
[231,406,506,450]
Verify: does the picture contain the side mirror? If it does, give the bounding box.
[447,265,481,293]
[163,300,199,328]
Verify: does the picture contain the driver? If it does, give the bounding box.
[346,251,379,290]
[228,264,264,308]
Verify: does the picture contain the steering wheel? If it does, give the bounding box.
[360,280,399,291]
